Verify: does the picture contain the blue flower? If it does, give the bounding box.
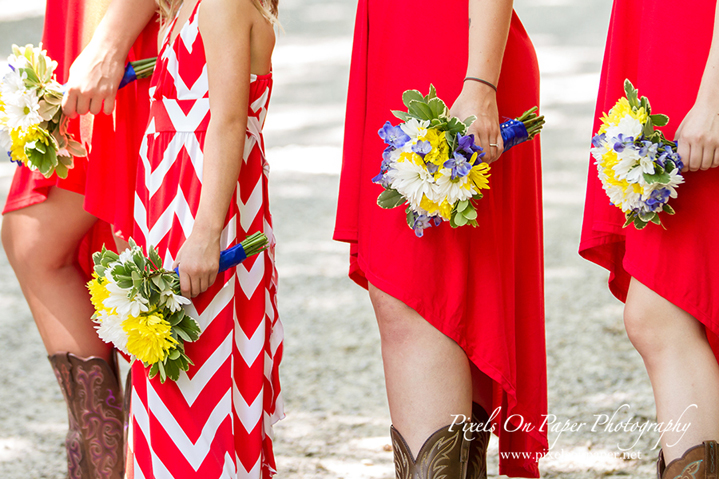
[645,188,671,211]
[591,133,606,148]
[455,133,485,163]
[443,151,472,180]
[412,140,432,157]
[658,145,683,171]
[413,214,433,237]
[378,121,410,148]
[425,162,439,175]
[637,141,658,160]
[612,133,633,153]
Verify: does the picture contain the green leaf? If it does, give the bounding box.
[157,361,167,383]
[642,116,655,138]
[624,79,639,109]
[392,110,411,122]
[643,170,671,185]
[408,100,434,121]
[650,114,669,127]
[623,214,634,228]
[457,200,469,212]
[638,210,655,223]
[164,359,180,382]
[66,140,87,157]
[427,97,448,119]
[454,212,468,227]
[463,116,476,128]
[462,208,478,221]
[402,90,424,108]
[149,363,159,379]
[151,275,165,290]
[377,188,406,209]
[633,217,648,230]
[168,348,181,361]
[663,203,676,215]
[175,327,192,342]
[54,161,69,179]
[427,84,438,100]
[640,96,651,114]
[406,207,414,229]
[149,247,163,269]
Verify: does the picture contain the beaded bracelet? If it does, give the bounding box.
[464,77,497,92]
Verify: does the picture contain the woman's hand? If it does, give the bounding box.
[675,98,719,172]
[62,42,126,118]
[172,230,221,298]
[449,81,504,163]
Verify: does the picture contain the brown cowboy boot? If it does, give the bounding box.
[466,403,491,479]
[657,441,718,479]
[49,352,125,479]
[390,423,470,478]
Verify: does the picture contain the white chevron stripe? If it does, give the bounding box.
[269,307,283,357]
[236,457,261,479]
[147,382,232,470]
[176,333,232,406]
[192,275,234,330]
[164,98,210,133]
[149,189,195,250]
[232,384,263,434]
[143,132,203,196]
[180,11,200,52]
[238,180,263,232]
[134,192,149,240]
[237,253,265,299]
[234,317,265,367]
[222,452,236,479]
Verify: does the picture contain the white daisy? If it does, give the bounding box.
[400,118,429,141]
[386,159,435,208]
[103,276,149,318]
[94,310,130,354]
[435,168,473,205]
[4,90,43,130]
[161,290,191,312]
[1,68,28,99]
[605,115,643,141]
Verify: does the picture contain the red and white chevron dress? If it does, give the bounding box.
[128,3,283,478]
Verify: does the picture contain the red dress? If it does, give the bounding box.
[334,1,547,476]
[580,0,719,349]
[129,2,282,478]
[2,0,157,242]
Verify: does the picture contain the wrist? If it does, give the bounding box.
[190,219,223,243]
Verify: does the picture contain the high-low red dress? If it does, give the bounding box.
[580,0,719,350]
[334,1,548,476]
[2,0,157,254]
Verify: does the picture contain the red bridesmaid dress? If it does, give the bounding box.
[334,1,548,476]
[580,0,719,350]
[129,2,283,477]
[2,0,157,266]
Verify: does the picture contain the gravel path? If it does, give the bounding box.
[0,1,665,478]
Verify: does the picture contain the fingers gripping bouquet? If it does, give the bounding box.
[87,233,268,383]
[591,80,684,229]
[0,43,157,178]
[373,85,544,237]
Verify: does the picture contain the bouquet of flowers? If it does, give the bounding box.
[373,85,544,237]
[88,232,268,383]
[0,43,156,178]
[591,80,684,229]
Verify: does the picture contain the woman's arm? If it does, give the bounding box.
[449,0,514,163]
[62,0,157,117]
[172,0,253,298]
[675,2,719,171]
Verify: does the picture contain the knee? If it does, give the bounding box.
[2,215,75,275]
[369,285,422,347]
[623,300,682,364]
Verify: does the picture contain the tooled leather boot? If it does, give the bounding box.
[657,441,718,479]
[390,423,470,478]
[49,352,125,479]
[466,403,491,479]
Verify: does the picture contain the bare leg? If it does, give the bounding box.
[2,187,110,359]
[624,277,719,462]
[369,283,472,457]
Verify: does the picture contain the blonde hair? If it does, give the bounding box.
[157,0,279,25]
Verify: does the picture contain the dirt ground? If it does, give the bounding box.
[0,0,665,477]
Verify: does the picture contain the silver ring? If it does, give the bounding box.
[489,143,498,148]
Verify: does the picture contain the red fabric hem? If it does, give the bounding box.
[352,249,546,478]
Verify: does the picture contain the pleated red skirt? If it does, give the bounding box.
[580,0,719,353]
[334,1,548,476]
[2,0,157,246]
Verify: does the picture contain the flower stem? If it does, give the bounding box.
[240,232,269,257]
